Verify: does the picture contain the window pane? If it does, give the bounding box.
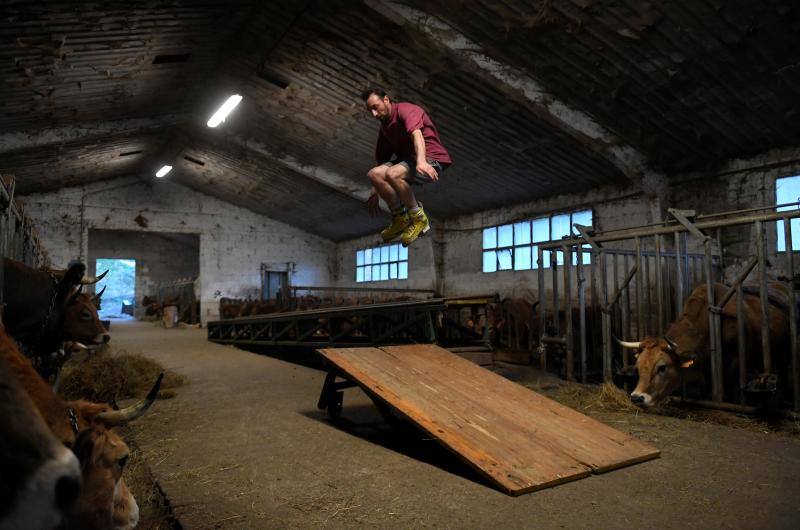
[498,248,512,270]
[514,245,531,270]
[552,214,571,240]
[380,246,389,263]
[380,264,389,280]
[498,224,513,247]
[583,244,592,265]
[532,218,549,242]
[571,210,593,235]
[364,248,372,264]
[776,175,800,211]
[356,267,364,282]
[483,251,497,273]
[778,218,800,252]
[514,221,531,245]
[399,261,408,279]
[541,250,551,268]
[483,227,497,249]
[389,244,399,261]
[390,262,398,279]
[365,266,372,281]
[372,265,380,279]
[399,245,408,260]
[356,250,364,266]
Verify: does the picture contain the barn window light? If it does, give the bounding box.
[207,94,243,128]
[155,165,173,178]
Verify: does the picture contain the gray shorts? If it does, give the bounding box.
[382,158,446,185]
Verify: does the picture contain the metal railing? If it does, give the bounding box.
[537,204,800,411]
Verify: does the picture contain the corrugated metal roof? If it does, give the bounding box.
[4,0,799,240]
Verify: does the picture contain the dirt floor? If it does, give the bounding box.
[113,320,800,529]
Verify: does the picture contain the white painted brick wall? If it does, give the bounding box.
[21,177,336,324]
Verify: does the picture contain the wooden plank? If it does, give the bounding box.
[318,345,659,495]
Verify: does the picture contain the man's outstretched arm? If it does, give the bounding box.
[411,129,439,181]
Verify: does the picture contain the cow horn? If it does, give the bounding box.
[614,336,642,349]
[664,336,679,352]
[81,269,108,285]
[95,373,163,426]
[70,341,91,351]
[95,285,107,299]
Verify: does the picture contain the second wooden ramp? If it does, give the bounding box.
[318,344,659,496]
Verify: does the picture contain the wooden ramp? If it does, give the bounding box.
[317,344,659,496]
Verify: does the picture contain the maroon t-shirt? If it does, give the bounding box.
[375,102,452,166]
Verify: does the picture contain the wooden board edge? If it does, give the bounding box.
[589,449,661,474]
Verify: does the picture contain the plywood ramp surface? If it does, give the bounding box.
[318,344,659,496]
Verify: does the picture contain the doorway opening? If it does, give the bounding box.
[95,258,136,319]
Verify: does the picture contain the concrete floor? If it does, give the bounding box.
[116,320,800,529]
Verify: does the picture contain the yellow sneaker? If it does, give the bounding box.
[380,211,410,242]
[401,207,430,247]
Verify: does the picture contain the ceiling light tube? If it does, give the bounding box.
[207,94,243,127]
[155,165,173,178]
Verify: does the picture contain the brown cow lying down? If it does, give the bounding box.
[1,324,161,529]
[619,282,791,407]
[0,334,81,530]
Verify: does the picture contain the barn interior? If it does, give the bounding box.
[3,0,800,528]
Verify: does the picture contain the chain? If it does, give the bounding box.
[30,272,60,354]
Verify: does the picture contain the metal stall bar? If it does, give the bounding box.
[576,246,588,384]
[755,221,772,374]
[736,282,747,405]
[674,232,684,317]
[537,246,546,372]
[563,245,574,381]
[783,217,799,411]
[669,208,723,402]
[655,235,663,336]
[635,237,644,340]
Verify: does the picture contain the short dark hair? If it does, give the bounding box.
[361,85,387,101]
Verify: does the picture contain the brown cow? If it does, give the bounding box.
[1,326,160,529]
[0,331,82,530]
[621,282,791,407]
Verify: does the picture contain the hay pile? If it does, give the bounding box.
[58,346,187,403]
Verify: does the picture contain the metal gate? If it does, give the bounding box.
[537,204,800,411]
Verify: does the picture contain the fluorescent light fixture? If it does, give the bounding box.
[155,165,172,178]
[207,94,243,127]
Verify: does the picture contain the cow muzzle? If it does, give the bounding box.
[629,392,653,407]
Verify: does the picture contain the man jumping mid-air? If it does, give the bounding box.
[362,86,452,247]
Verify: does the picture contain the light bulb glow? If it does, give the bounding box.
[155,165,172,178]
[207,94,243,127]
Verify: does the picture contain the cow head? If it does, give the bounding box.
[63,290,110,346]
[70,426,138,530]
[0,353,82,530]
[617,337,697,407]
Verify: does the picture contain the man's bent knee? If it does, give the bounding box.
[367,166,388,184]
[385,164,410,182]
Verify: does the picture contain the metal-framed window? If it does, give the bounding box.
[482,210,593,273]
[776,175,800,252]
[356,243,408,282]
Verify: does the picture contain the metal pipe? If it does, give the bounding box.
[613,252,620,346]
[635,237,644,339]
[539,208,800,248]
[551,249,559,336]
[655,235,663,336]
[674,232,684,316]
[705,238,723,402]
[645,249,652,335]
[736,282,747,405]
[564,246,574,381]
[624,254,632,342]
[589,248,598,372]
[538,246,546,372]
[755,220,772,373]
[784,218,799,411]
[601,250,611,381]
[577,246,588,384]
